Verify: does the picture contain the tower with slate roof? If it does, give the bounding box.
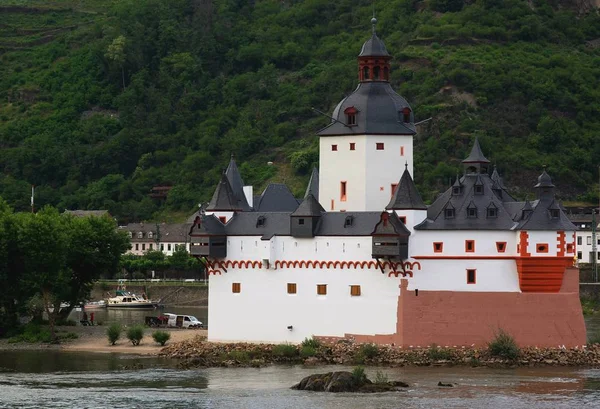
[317,18,416,212]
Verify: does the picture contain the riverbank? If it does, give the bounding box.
[0,325,206,355]
[159,336,600,368]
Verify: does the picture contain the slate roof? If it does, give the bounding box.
[386,167,426,210]
[304,167,319,200]
[462,138,490,164]
[415,173,517,231]
[359,33,390,57]
[292,193,325,217]
[206,173,244,211]
[190,214,226,236]
[254,184,299,212]
[534,170,555,188]
[120,222,189,243]
[317,82,416,136]
[225,157,251,210]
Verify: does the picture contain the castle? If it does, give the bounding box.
[189,20,586,347]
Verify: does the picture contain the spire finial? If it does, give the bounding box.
[371,1,377,34]
[404,161,408,170]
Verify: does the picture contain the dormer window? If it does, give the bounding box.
[128,232,133,238]
[486,205,498,219]
[467,203,478,219]
[148,232,153,239]
[401,107,411,123]
[256,216,266,227]
[452,186,461,195]
[522,209,532,219]
[344,216,354,228]
[444,207,455,219]
[474,185,484,195]
[550,209,560,219]
[344,107,358,126]
[137,232,143,239]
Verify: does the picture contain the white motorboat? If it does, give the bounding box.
[106,286,156,309]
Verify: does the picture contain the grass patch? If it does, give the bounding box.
[272,343,298,358]
[301,336,321,349]
[300,345,317,358]
[354,343,379,364]
[227,350,250,363]
[488,329,520,360]
[374,370,389,385]
[428,344,453,361]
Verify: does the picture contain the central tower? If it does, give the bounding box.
[317,18,417,212]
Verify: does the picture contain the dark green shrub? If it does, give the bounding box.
[8,323,52,343]
[152,330,171,346]
[428,345,453,361]
[107,323,122,345]
[301,336,321,349]
[359,343,379,359]
[488,329,519,360]
[351,366,367,384]
[227,350,250,362]
[587,331,600,345]
[272,343,298,358]
[127,325,145,346]
[300,345,316,358]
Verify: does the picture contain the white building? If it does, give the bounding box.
[120,223,190,256]
[189,20,586,348]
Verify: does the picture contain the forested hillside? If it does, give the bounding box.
[1,0,599,222]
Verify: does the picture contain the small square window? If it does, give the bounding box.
[376,142,384,150]
[467,208,477,218]
[350,285,361,296]
[550,209,560,219]
[465,240,475,252]
[287,283,297,294]
[566,243,574,253]
[350,143,356,151]
[452,187,461,195]
[445,208,455,219]
[232,283,241,293]
[298,219,305,225]
[536,243,548,253]
[487,207,498,218]
[433,242,443,253]
[496,242,506,253]
[399,216,406,224]
[317,284,327,295]
[474,185,483,195]
[332,144,338,151]
[467,269,476,284]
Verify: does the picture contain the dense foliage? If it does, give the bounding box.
[1,0,599,222]
[0,204,130,338]
[119,247,203,279]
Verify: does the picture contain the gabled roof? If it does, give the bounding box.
[372,212,411,236]
[254,184,299,212]
[291,193,325,217]
[462,138,490,164]
[317,82,416,136]
[189,214,226,236]
[386,167,426,210]
[206,173,242,211]
[304,167,319,200]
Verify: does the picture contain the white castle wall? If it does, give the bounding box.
[319,135,413,212]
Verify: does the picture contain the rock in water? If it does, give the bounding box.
[438,381,454,387]
[292,371,409,393]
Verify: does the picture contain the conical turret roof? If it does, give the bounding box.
[304,167,319,200]
[386,167,427,210]
[225,156,250,210]
[359,33,390,57]
[534,169,555,188]
[462,138,490,164]
[206,173,241,211]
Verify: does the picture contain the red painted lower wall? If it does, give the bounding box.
[328,268,586,348]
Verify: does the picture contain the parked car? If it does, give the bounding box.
[166,314,203,329]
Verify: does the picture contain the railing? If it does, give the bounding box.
[97,279,208,286]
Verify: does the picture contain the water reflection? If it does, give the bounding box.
[67,306,208,327]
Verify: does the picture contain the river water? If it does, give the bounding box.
[0,313,599,408]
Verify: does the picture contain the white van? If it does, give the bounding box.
[166,314,203,329]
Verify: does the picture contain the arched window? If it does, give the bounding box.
[137,232,143,239]
[373,66,380,79]
[362,66,370,80]
[148,232,153,239]
[344,106,358,126]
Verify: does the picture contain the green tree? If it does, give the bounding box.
[106,35,128,90]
